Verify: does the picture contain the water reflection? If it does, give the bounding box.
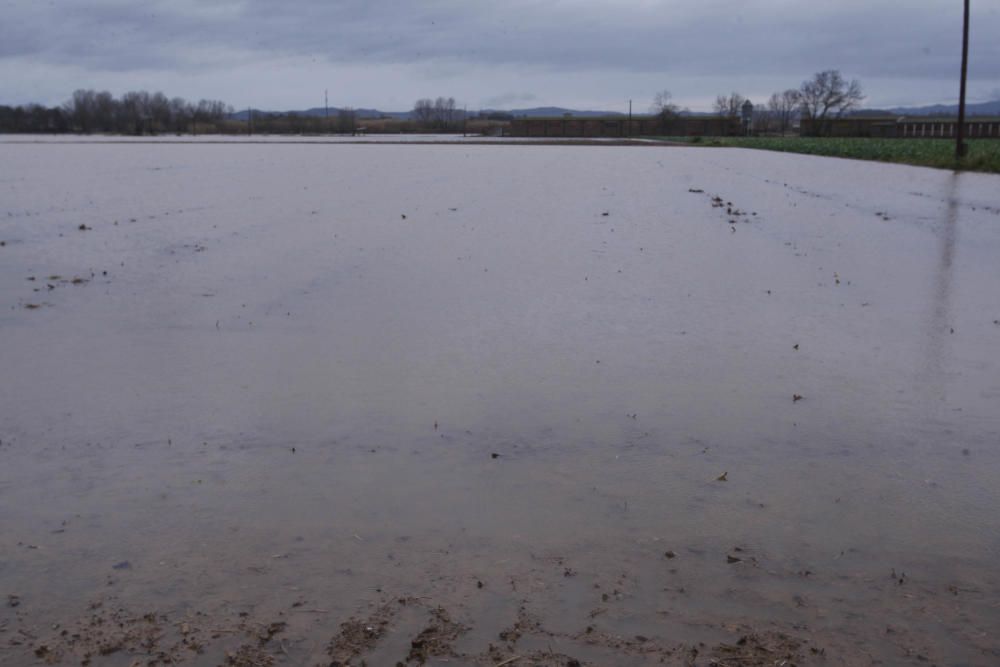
[921,172,960,410]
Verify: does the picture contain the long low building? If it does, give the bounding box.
[509,115,741,138]
[512,114,1000,139]
[800,116,1000,138]
[897,117,1000,138]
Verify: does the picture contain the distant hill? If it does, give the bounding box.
[846,109,898,118]
[297,107,410,119]
[495,107,625,118]
[228,105,632,121]
[227,99,1000,123]
[229,107,405,121]
[885,99,1000,116]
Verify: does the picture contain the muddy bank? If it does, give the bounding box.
[9,594,815,666]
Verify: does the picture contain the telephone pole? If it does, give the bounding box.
[956,0,970,159]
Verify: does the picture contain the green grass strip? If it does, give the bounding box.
[648,136,1000,174]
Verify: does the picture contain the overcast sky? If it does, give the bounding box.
[3,0,999,112]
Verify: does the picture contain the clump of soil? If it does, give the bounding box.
[224,643,275,666]
[498,603,543,645]
[710,628,804,666]
[19,599,287,667]
[6,594,818,666]
[405,606,468,664]
[30,604,181,666]
[326,603,395,665]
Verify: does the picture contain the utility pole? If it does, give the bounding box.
[628,99,632,137]
[956,0,970,159]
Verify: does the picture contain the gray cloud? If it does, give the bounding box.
[2,0,999,110]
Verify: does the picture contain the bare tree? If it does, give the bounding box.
[65,89,97,133]
[148,92,171,133]
[413,97,458,130]
[94,91,116,132]
[190,99,229,134]
[192,99,210,134]
[798,70,864,135]
[413,98,434,127]
[433,96,457,128]
[767,89,801,135]
[650,90,679,117]
[753,106,773,134]
[119,90,150,134]
[714,92,746,119]
[23,104,61,132]
[53,89,230,135]
[169,97,191,133]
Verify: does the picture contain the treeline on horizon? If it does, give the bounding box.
[0,71,871,136]
[0,89,510,135]
[0,89,232,134]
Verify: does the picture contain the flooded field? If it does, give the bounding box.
[2,137,999,666]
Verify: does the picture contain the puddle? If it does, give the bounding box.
[1,140,999,665]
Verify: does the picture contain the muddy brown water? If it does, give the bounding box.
[1,139,999,665]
